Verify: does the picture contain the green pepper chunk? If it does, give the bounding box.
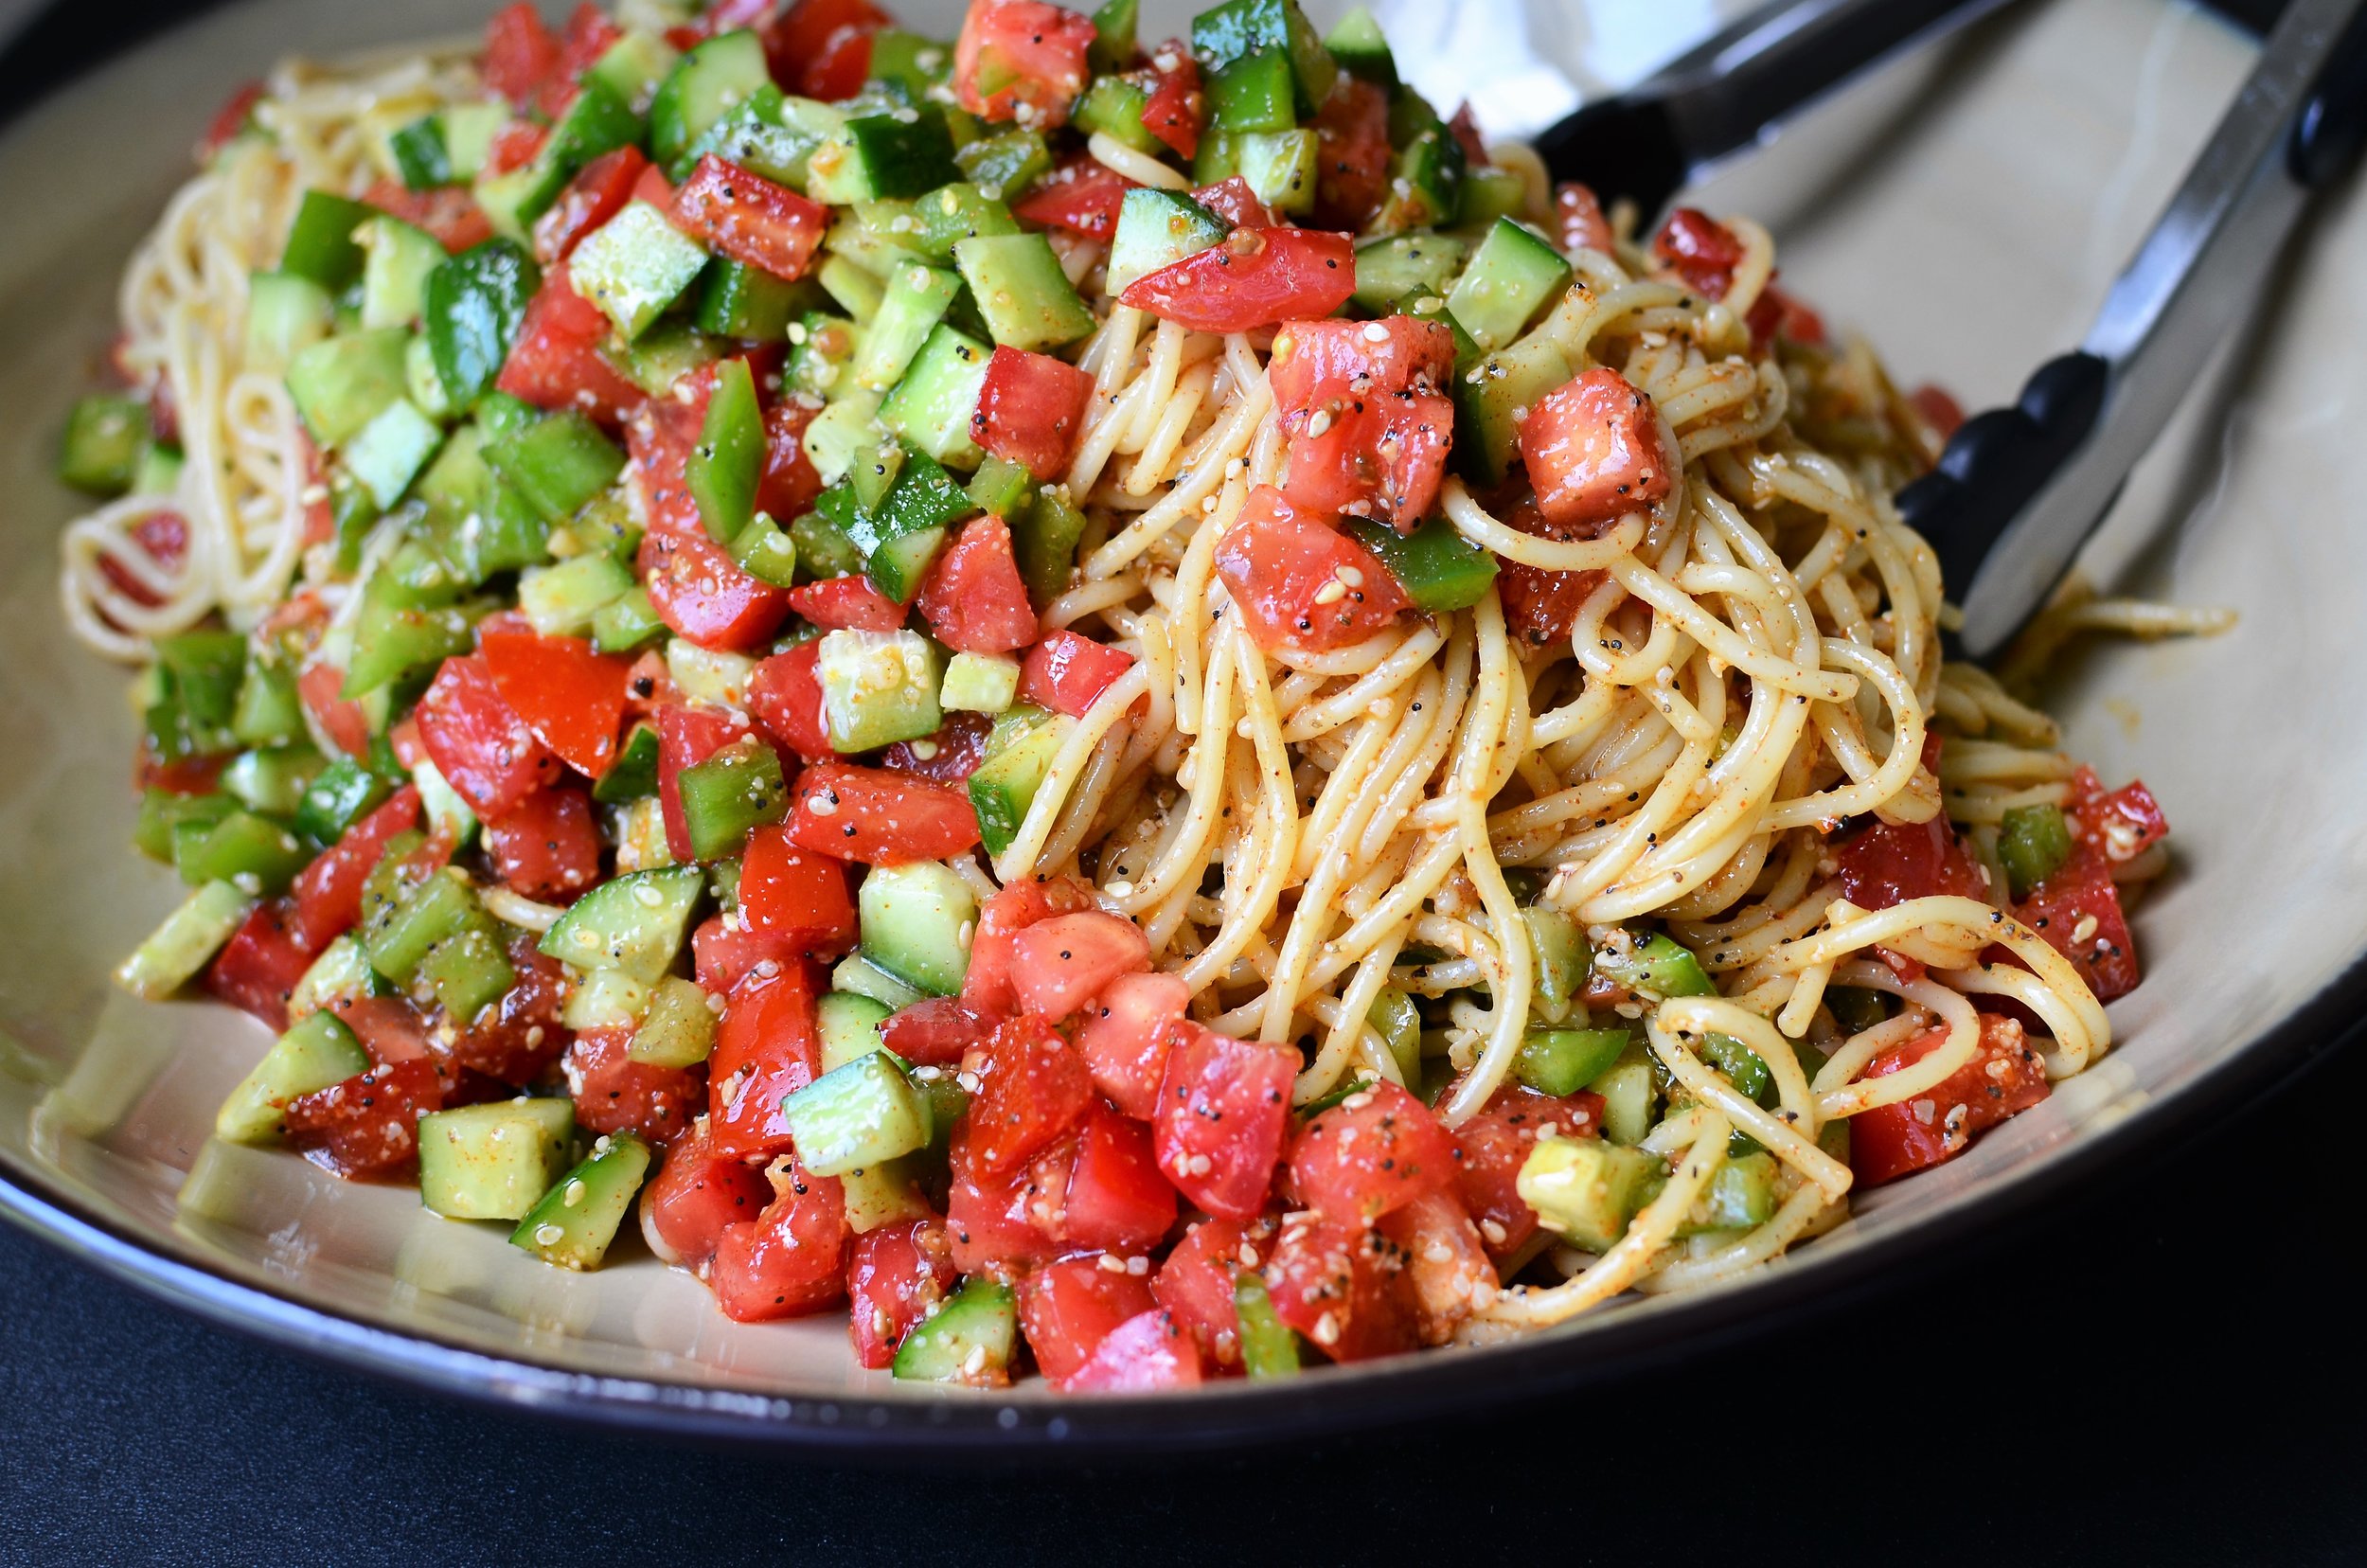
[1234,1274,1302,1379]
[278,189,378,292]
[1348,517,1497,613]
[687,356,765,545]
[676,737,790,862]
[422,240,541,404]
[58,395,149,494]
[1998,803,2073,899]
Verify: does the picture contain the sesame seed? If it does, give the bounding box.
[533,1223,563,1246]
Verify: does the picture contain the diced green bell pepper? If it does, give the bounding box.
[422,239,541,404]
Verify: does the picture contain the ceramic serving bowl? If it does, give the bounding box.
[3,0,2361,1455]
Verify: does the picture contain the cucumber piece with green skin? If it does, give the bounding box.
[802,391,886,486]
[592,586,667,653]
[649,29,773,171]
[628,975,719,1067]
[1191,0,1338,116]
[1345,517,1495,613]
[1445,218,1572,356]
[569,203,710,341]
[286,934,387,1021]
[215,1010,372,1144]
[294,756,392,842]
[1088,0,1137,72]
[417,924,516,1020]
[1234,1274,1302,1379]
[954,233,1096,352]
[785,310,862,400]
[817,253,887,321]
[561,966,653,1032]
[1350,233,1467,313]
[479,77,645,237]
[220,745,326,817]
[357,215,446,330]
[967,705,1075,857]
[695,258,814,341]
[907,183,1021,261]
[854,264,962,392]
[1516,1026,1631,1098]
[844,105,963,199]
[731,514,801,587]
[243,271,334,376]
[440,103,507,180]
[388,115,453,190]
[1999,803,2072,899]
[779,1051,933,1176]
[589,29,680,111]
[173,811,309,894]
[539,864,705,982]
[878,325,990,468]
[1594,930,1771,1098]
[1324,5,1397,88]
[405,333,456,419]
[343,399,444,508]
[593,722,661,806]
[1682,1149,1776,1235]
[511,1131,653,1269]
[1075,72,1162,151]
[341,588,481,700]
[1587,1045,1659,1147]
[859,860,976,996]
[1517,1135,1665,1252]
[1206,48,1296,134]
[865,28,952,98]
[418,1097,575,1221]
[833,207,933,282]
[834,448,972,599]
[278,189,377,292]
[117,882,255,998]
[940,650,1020,714]
[286,328,410,446]
[892,1277,1019,1385]
[131,438,183,495]
[133,790,232,864]
[1012,487,1086,611]
[675,737,790,862]
[365,866,489,984]
[965,454,1034,519]
[952,128,1051,200]
[484,411,626,525]
[1522,904,1586,1025]
[1108,187,1229,294]
[817,629,943,753]
[1458,165,1529,228]
[817,990,894,1072]
[601,321,728,399]
[422,240,541,404]
[792,509,867,582]
[1375,125,1464,234]
[832,952,929,1010]
[520,553,635,636]
[669,84,810,187]
[688,357,764,543]
[1367,987,1422,1083]
[1453,326,1573,485]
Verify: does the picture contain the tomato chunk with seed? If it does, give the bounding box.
[479,626,631,776]
[1268,317,1454,413]
[564,1028,701,1144]
[970,1016,1095,1177]
[848,1217,959,1368]
[1077,970,1189,1119]
[361,181,495,254]
[953,0,1095,127]
[1379,1188,1497,1345]
[784,574,906,632]
[497,269,644,426]
[670,154,829,280]
[762,0,891,99]
[962,876,1098,1017]
[706,963,823,1161]
[415,654,561,822]
[206,901,313,1031]
[1121,226,1357,333]
[712,1163,848,1321]
[290,785,422,954]
[1652,206,1745,299]
[881,711,991,784]
[483,2,561,109]
[1011,156,1132,238]
[1152,1022,1295,1221]
[1019,1254,1155,1381]
[1521,368,1676,532]
[284,1059,445,1180]
[1451,1083,1606,1258]
[738,825,859,956]
[1062,1101,1177,1253]
[639,526,793,652]
[1141,45,1202,159]
[756,399,824,523]
[2014,854,2142,1002]
[1214,485,1410,652]
[485,784,602,901]
[1287,1080,1455,1225]
[646,1128,774,1269]
[947,1121,1072,1273]
[1007,911,1151,1019]
[1850,1013,2050,1186]
[1268,315,1455,529]
[692,915,797,995]
[879,996,999,1066]
[1555,182,1614,255]
[532,145,649,265]
[1153,1216,1267,1366]
[1017,630,1135,716]
[1061,1310,1205,1391]
[1192,175,1272,228]
[784,763,981,864]
[972,347,1095,481]
[1263,1215,1415,1363]
[747,641,832,763]
[1831,816,1988,911]
[1310,77,1390,229]
[445,936,571,1084]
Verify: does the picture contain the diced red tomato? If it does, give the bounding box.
[1076,970,1188,1119]
[1191,175,1272,228]
[1268,316,1455,528]
[205,900,313,1031]
[1010,155,1133,238]
[443,935,572,1083]
[641,526,795,651]
[971,347,1095,483]
[1850,1013,2050,1186]
[1152,1216,1265,1366]
[630,165,676,210]
[738,826,860,956]
[1450,1083,1604,1258]
[878,995,997,1066]
[1060,1310,1205,1391]
[847,1217,959,1368]
[1377,1187,1497,1345]
[970,1015,1095,1176]
[133,743,225,796]
[711,1164,848,1321]
[756,399,824,521]
[783,763,981,864]
[1007,911,1151,1019]
[198,80,265,161]
[746,642,832,763]
[478,626,631,776]
[334,995,436,1066]
[296,661,373,760]
[1909,384,1967,441]
[1122,226,1356,333]
[484,784,602,901]
[288,785,422,954]
[482,2,561,109]
[1310,77,1391,231]
[1018,1255,1155,1381]
[283,1059,444,1181]
[693,914,798,995]
[1652,206,1746,300]
[1492,495,1608,650]
[2014,852,2142,1002]
[1762,286,1826,347]
[1262,1214,1415,1363]
[497,269,646,426]
[1267,316,1454,413]
[1287,1080,1455,1225]
[1555,181,1613,255]
[531,145,650,265]
[2067,769,2170,864]
[761,0,892,99]
[1213,485,1412,653]
[1152,1022,1295,1221]
[1445,102,1489,165]
[535,4,623,120]
[670,154,831,280]
[784,574,907,632]
[564,1027,702,1143]
[1017,630,1135,716]
[1141,44,1202,158]
[656,703,753,863]
[96,509,190,612]
[484,120,548,177]
[415,654,561,822]
[879,710,991,784]
[1062,1101,1177,1253]
[646,1127,774,1270]
[946,1120,1072,1273]
[962,876,1099,1017]
[360,180,496,255]
[706,960,824,1161]
[953,0,1095,127]
[1831,815,1989,911]
[1521,367,1676,532]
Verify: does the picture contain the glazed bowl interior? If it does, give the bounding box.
[4,0,2363,1448]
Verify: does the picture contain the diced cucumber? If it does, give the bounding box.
[859,860,975,996]
[940,650,1021,714]
[1454,327,1573,485]
[1516,1026,1630,1099]
[818,253,887,320]
[965,454,1034,518]
[1522,903,1586,1025]
[623,975,718,1068]
[840,1157,932,1234]
[243,270,334,376]
[968,706,1074,857]
[1325,5,1397,88]
[343,398,444,508]
[286,328,410,446]
[1368,987,1422,1083]
[418,924,518,1021]
[676,737,789,862]
[1109,187,1229,294]
[511,1131,654,1269]
[364,866,486,984]
[411,757,480,851]
[539,864,705,982]
[173,810,309,893]
[907,182,1020,261]
[1206,47,1297,134]
[1446,218,1572,356]
[1233,129,1320,214]
[561,966,654,1032]
[878,324,990,467]
[843,105,962,199]
[215,1010,370,1144]
[785,310,862,400]
[1192,0,1338,115]
[650,29,773,170]
[278,188,377,291]
[817,990,893,1072]
[1594,930,1716,999]
[287,934,384,1022]
[422,239,540,404]
[1234,1274,1302,1379]
[294,757,391,842]
[1458,165,1528,228]
[1683,1149,1777,1235]
[418,1097,576,1221]
[953,127,1052,199]
[952,233,1095,351]
[1375,120,1464,234]
[117,882,254,998]
[732,514,801,586]
[519,552,635,635]
[593,722,661,808]
[1351,233,1467,313]
[1012,487,1085,609]
[892,1277,1018,1385]
[696,258,812,341]
[832,952,929,1010]
[485,410,626,524]
[780,1051,932,1176]
[854,263,961,392]
[817,629,942,753]
[1075,71,1160,152]
[569,203,710,340]
[832,207,932,281]
[388,114,453,190]
[593,585,667,653]
[357,215,446,330]
[803,391,886,486]
[1517,1135,1664,1252]
[603,319,728,398]
[665,638,757,707]
[442,103,508,180]
[590,29,681,111]
[219,745,326,817]
[1345,517,1495,613]
[791,509,867,582]
[687,356,765,543]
